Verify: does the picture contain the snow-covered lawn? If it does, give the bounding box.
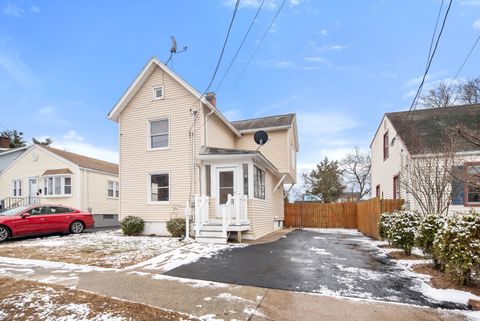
[0,230,184,268]
[0,277,199,321]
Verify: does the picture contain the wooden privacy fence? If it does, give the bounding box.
[285,197,404,240]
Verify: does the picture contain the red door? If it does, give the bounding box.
[12,206,50,236]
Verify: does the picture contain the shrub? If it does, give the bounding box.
[167,218,186,238]
[388,210,422,255]
[433,210,480,285]
[379,212,395,242]
[120,216,145,236]
[415,214,446,263]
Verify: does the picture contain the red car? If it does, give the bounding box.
[0,205,94,242]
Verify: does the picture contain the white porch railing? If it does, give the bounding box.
[194,195,209,236]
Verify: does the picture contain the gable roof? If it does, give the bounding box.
[231,113,295,132]
[43,146,118,174]
[107,56,241,137]
[385,104,480,154]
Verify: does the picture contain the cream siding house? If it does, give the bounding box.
[0,144,119,227]
[371,104,480,214]
[108,57,298,243]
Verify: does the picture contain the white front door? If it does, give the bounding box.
[215,167,237,218]
[28,178,38,204]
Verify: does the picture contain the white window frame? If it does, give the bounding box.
[253,165,266,200]
[152,86,164,100]
[12,179,22,197]
[147,117,170,151]
[43,175,72,197]
[147,172,170,205]
[107,180,119,199]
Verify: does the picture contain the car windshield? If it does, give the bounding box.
[0,206,30,216]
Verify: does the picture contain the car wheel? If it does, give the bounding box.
[0,226,10,242]
[69,221,84,234]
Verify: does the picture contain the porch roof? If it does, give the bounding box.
[199,147,280,176]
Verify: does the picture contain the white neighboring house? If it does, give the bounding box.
[370,104,480,214]
[108,57,298,243]
[0,144,120,227]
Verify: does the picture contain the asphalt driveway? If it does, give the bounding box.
[166,229,465,310]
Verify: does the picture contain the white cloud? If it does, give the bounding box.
[3,4,24,17]
[223,109,243,121]
[51,131,118,163]
[314,44,348,53]
[289,0,301,6]
[36,107,71,125]
[316,29,328,36]
[473,19,480,29]
[460,0,480,6]
[0,46,40,87]
[297,112,360,139]
[30,5,40,13]
[304,56,328,64]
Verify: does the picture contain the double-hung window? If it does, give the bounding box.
[254,165,265,200]
[108,180,119,198]
[383,132,389,160]
[150,173,169,202]
[149,118,169,149]
[466,164,480,204]
[12,179,22,197]
[393,175,400,200]
[43,176,72,196]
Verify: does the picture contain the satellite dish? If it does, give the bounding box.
[170,36,177,54]
[254,130,269,146]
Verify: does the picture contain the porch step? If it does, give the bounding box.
[195,223,228,244]
[195,236,228,245]
[198,224,223,232]
[198,230,225,238]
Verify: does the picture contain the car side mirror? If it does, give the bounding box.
[20,213,31,218]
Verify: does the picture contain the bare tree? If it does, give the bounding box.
[459,78,480,104]
[420,82,458,108]
[400,136,456,215]
[341,147,371,200]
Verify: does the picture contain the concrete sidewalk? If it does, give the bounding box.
[73,270,467,321]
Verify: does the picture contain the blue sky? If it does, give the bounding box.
[0,0,479,174]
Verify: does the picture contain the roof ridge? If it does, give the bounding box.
[231,113,296,123]
[44,146,118,166]
[386,103,480,116]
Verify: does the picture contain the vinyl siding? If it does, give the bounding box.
[119,65,202,222]
[0,146,79,207]
[206,111,236,149]
[80,169,119,215]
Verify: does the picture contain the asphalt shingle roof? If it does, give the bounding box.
[231,113,295,131]
[386,104,480,154]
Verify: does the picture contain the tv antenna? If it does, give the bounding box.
[166,36,187,66]
[254,130,269,150]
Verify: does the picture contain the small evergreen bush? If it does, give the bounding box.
[415,214,445,267]
[379,212,395,242]
[167,218,186,238]
[120,216,145,236]
[388,210,422,255]
[433,210,480,285]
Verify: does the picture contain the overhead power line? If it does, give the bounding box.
[215,0,266,93]
[202,0,241,96]
[407,0,453,115]
[221,0,287,104]
[448,33,480,88]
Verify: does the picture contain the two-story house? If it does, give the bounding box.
[108,57,298,243]
[370,104,480,214]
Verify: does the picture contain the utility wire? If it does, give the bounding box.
[214,0,266,93]
[447,32,480,89]
[202,0,241,96]
[220,0,287,105]
[406,0,453,115]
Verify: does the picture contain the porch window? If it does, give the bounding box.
[254,165,265,200]
[150,173,169,202]
[243,163,249,196]
[393,175,400,200]
[375,185,380,198]
[219,171,234,204]
[108,180,119,198]
[205,165,211,197]
[383,132,389,160]
[12,179,22,197]
[43,176,72,197]
[149,118,169,149]
[466,164,480,204]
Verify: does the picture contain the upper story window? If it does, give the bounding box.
[149,118,169,149]
[43,176,72,197]
[153,86,164,100]
[12,179,22,197]
[466,164,480,205]
[383,132,389,160]
[108,180,119,198]
[254,165,265,200]
[393,175,400,200]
